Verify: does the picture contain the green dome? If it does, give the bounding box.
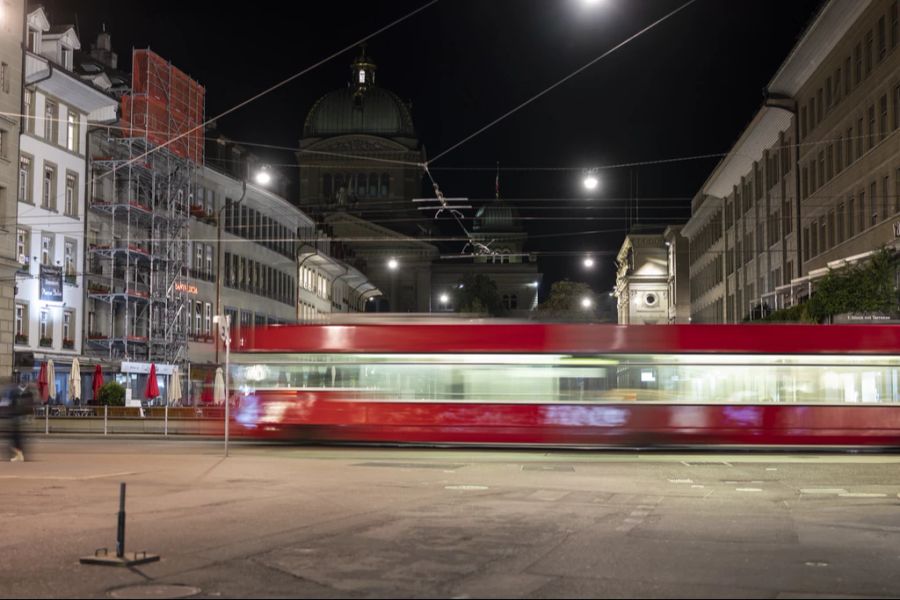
[303,87,416,139]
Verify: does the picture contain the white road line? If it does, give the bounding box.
[800,488,848,494]
[839,492,887,498]
[0,471,138,481]
[736,488,763,492]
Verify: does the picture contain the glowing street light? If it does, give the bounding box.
[583,257,595,268]
[439,293,449,304]
[387,258,399,270]
[583,174,599,191]
[254,165,272,186]
[581,297,593,309]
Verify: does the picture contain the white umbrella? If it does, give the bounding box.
[46,359,56,402]
[68,358,81,404]
[168,366,183,406]
[213,367,225,406]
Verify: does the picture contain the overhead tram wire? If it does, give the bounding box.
[425,0,699,166]
[89,0,439,185]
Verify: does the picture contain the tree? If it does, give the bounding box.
[98,382,126,406]
[455,274,504,316]
[537,280,595,322]
[806,248,898,322]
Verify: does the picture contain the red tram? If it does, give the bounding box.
[232,323,900,447]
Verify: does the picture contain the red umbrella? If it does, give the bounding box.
[37,362,49,404]
[145,363,160,399]
[92,364,104,403]
[200,372,213,404]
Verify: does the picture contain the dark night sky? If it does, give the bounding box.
[46,0,822,298]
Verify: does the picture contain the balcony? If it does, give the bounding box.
[15,333,28,345]
[38,337,52,348]
[62,339,75,350]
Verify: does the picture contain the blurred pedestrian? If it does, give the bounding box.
[1,378,33,462]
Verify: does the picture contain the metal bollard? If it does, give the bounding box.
[116,482,126,558]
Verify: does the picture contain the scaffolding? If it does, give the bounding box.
[86,49,204,366]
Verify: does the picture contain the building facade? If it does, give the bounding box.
[14,7,116,400]
[615,226,690,325]
[684,0,900,322]
[0,0,23,382]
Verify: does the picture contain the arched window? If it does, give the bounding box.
[322,174,333,198]
[356,173,367,197]
[380,173,389,197]
[368,173,378,197]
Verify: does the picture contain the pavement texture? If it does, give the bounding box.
[2,438,900,599]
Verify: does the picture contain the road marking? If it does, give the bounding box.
[766,468,778,471]
[668,479,693,484]
[800,488,848,494]
[691,485,705,488]
[736,488,763,492]
[445,485,488,491]
[839,492,887,498]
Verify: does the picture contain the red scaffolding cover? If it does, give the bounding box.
[120,49,205,164]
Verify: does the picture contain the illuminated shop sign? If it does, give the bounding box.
[39,265,63,302]
[175,282,199,295]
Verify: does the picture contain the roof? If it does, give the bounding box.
[239,323,900,355]
[303,86,416,139]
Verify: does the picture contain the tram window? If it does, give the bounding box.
[235,353,900,406]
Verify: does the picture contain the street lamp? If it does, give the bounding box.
[387,258,399,270]
[581,297,593,309]
[583,169,599,192]
[583,257,595,269]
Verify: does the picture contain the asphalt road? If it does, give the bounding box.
[2,438,900,599]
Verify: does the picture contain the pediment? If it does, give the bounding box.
[309,134,411,154]
[28,8,50,32]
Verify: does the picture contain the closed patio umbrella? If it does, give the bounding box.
[213,367,225,406]
[37,362,48,403]
[69,358,81,404]
[168,366,183,406]
[92,364,103,403]
[46,360,55,402]
[145,363,160,400]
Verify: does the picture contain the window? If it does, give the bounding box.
[194,301,202,335]
[894,84,900,131]
[41,234,53,266]
[27,28,39,52]
[859,190,867,232]
[63,311,74,344]
[868,105,876,150]
[880,95,888,141]
[66,114,78,153]
[0,62,8,94]
[39,309,50,341]
[848,196,856,237]
[18,156,31,202]
[380,173,389,197]
[879,16,887,60]
[195,244,203,271]
[857,117,864,157]
[64,238,75,278]
[16,228,29,266]
[65,173,77,216]
[883,176,890,221]
[837,202,845,244]
[322,174,333,198]
[205,244,213,276]
[836,136,843,172]
[23,90,33,134]
[61,46,73,70]
[204,303,212,336]
[844,56,852,95]
[846,128,854,164]
[42,164,55,210]
[15,303,26,339]
[865,30,873,76]
[871,181,878,225]
[44,101,57,142]
[892,1,899,49]
[855,42,862,84]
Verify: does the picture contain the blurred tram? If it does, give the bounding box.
[232,323,900,447]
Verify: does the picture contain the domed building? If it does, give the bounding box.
[297,48,541,314]
[298,48,438,312]
[298,48,426,234]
